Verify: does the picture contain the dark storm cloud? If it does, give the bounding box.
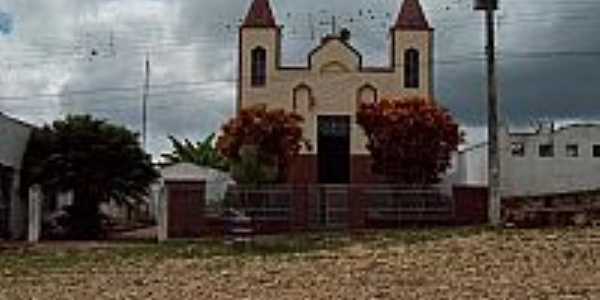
[1,0,600,155]
[440,0,600,126]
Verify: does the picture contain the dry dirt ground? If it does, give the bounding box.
[2,227,600,299]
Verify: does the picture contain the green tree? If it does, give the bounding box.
[161,133,228,171]
[229,145,278,186]
[22,115,159,239]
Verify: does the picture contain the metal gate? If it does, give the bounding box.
[307,185,351,230]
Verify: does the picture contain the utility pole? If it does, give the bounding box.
[142,54,150,150]
[475,0,501,226]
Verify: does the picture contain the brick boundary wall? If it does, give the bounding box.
[167,183,493,238]
[166,182,600,238]
[502,190,600,227]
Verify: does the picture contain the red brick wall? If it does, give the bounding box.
[166,180,206,238]
[287,155,318,184]
[350,155,387,184]
[167,183,495,238]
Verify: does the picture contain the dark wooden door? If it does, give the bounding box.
[318,115,351,184]
[166,181,206,238]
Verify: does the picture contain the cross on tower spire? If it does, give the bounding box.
[393,0,431,31]
[242,0,277,28]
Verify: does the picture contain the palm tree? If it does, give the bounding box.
[161,133,229,171]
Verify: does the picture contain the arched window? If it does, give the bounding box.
[293,84,314,112]
[404,49,420,88]
[251,47,267,87]
[356,84,377,108]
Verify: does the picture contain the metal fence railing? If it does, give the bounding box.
[223,184,454,231]
[364,187,454,222]
[226,187,292,223]
[306,185,350,230]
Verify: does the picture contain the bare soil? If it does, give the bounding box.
[1,227,600,299]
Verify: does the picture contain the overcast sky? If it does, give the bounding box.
[1,0,599,157]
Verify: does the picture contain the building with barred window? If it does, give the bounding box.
[238,0,435,184]
[457,123,600,197]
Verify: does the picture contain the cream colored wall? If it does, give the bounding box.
[239,28,433,155]
[311,40,360,72]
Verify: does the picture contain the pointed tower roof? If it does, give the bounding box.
[242,0,277,28]
[393,0,432,31]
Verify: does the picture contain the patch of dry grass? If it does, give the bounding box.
[2,227,600,299]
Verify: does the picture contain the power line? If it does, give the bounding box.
[3,46,600,102]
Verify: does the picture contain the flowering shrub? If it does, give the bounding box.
[216,104,310,183]
[356,97,462,185]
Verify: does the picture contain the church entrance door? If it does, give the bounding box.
[317,115,351,184]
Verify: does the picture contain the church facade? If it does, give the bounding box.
[238,0,435,184]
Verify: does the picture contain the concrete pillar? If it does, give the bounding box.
[148,184,159,218]
[155,183,168,242]
[57,190,74,210]
[27,184,42,243]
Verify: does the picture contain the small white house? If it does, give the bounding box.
[155,163,234,215]
[458,123,600,198]
[0,112,34,239]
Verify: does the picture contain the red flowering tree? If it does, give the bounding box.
[356,97,462,185]
[216,104,310,184]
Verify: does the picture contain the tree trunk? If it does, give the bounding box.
[69,187,105,240]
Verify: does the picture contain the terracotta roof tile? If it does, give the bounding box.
[242,0,277,28]
[393,0,431,31]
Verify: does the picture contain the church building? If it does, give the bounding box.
[238,0,434,184]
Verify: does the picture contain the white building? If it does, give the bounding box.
[0,112,34,239]
[458,123,600,197]
[157,163,234,214]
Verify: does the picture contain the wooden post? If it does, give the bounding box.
[28,185,42,243]
[155,183,168,242]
